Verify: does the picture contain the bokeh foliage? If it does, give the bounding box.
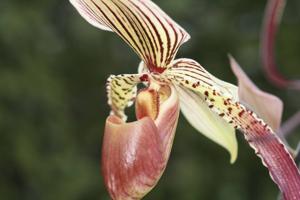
[0,0,299,199]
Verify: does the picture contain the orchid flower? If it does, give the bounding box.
[70,0,300,199]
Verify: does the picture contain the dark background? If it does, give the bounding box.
[0,0,300,199]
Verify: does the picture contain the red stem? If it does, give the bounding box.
[261,0,300,90]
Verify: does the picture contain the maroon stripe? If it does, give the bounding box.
[81,0,109,27]
[112,80,121,87]
[131,0,163,67]
[172,62,206,72]
[124,1,158,67]
[150,4,175,65]
[122,78,132,85]
[90,0,137,53]
[140,0,167,66]
[111,0,150,63]
[85,0,114,29]
[172,67,211,80]
[117,1,155,65]
[130,1,160,66]
[172,59,201,66]
[177,61,203,68]
[183,65,205,73]
[172,65,206,74]
[103,0,146,59]
[92,0,144,60]
[166,22,179,65]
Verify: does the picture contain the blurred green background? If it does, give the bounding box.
[0,0,300,199]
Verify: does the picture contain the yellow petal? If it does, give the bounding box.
[175,85,238,163]
[164,58,239,162]
[106,73,142,121]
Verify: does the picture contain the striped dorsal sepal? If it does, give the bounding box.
[106,73,146,121]
[70,0,190,71]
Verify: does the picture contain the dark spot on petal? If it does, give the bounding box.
[238,110,245,117]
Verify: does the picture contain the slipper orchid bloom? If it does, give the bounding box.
[70,0,300,199]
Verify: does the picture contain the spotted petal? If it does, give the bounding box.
[165,58,300,199]
[175,86,238,163]
[70,0,190,70]
[165,59,238,162]
[106,73,143,121]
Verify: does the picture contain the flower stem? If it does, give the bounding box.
[261,0,300,90]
